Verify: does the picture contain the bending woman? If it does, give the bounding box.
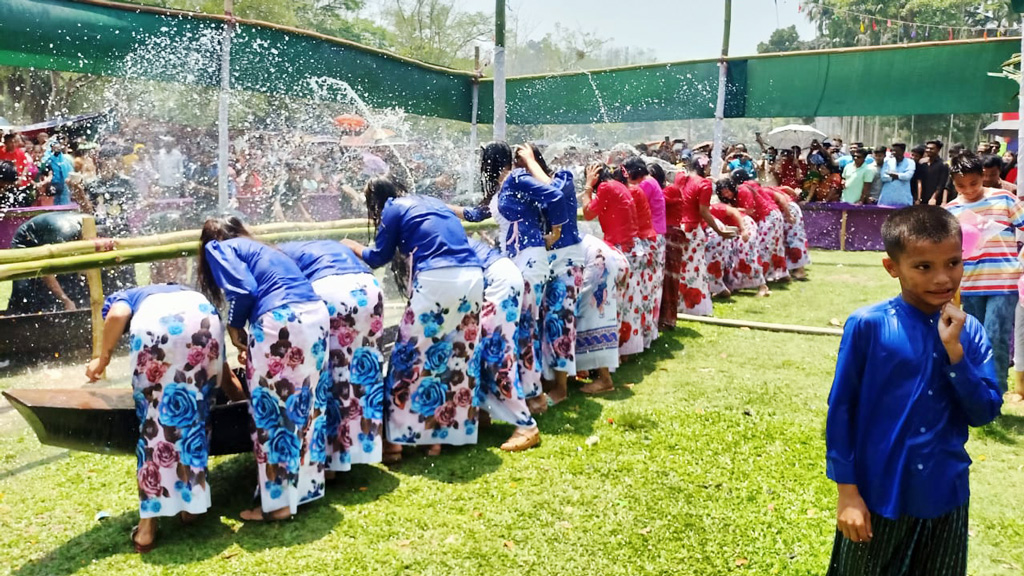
[467,237,541,451]
[86,284,238,553]
[278,240,385,476]
[518,144,584,406]
[575,234,630,394]
[343,177,484,462]
[197,216,331,522]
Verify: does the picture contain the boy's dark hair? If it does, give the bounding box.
[950,151,983,176]
[926,139,944,150]
[911,145,926,156]
[881,205,962,260]
[981,154,1003,170]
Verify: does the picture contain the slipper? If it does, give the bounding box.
[500,428,540,452]
[130,525,155,554]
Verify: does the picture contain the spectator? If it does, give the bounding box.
[909,145,925,203]
[726,144,756,174]
[0,160,34,209]
[0,133,34,187]
[921,140,951,205]
[840,148,875,204]
[87,148,137,237]
[40,136,75,205]
[879,142,916,207]
[982,154,1017,193]
[772,148,804,189]
[1002,151,1017,185]
[866,147,887,204]
[155,138,185,196]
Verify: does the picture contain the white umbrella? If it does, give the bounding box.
[766,124,827,150]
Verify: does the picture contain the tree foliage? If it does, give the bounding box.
[757,25,813,54]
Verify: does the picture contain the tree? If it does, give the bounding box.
[382,0,491,67]
[756,26,810,54]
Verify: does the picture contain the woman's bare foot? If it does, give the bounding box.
[325,470,337,481]
[791,268,807,281]
[179,511,199,525]
[382,441,403,464]
[580,380,614,394]
[756,285,771,298]
[548,372,569,405]
[240,506,292,522]
[712,288,732,299]
[527,394,550,414]
[426,444,442,457]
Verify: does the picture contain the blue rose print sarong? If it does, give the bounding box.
[246,300,330,515]
[576,235,628,373]
[540,243,584,380]
[511,246,549,399]
[469,257,536,428]
[130,290,223,519]
[310,272,385,471]
[387,266,483,446]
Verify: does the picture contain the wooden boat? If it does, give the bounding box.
[2,388,252,456]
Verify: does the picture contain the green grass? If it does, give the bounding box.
[1,250,1023,575]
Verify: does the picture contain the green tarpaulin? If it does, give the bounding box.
[0,0,1019,125]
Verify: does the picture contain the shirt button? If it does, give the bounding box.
[917,464,924,470]
[949,372,956,378]
[932,353,938,358]
[920,427,926,433]
[928,390,934,396]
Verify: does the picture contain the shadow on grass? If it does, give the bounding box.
[975,413,1024,445]
[11,454,404,574]
[391,441,503,483]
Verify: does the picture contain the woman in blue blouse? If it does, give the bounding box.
[85,284,236,553]
[343,177,484,463]
[519,144,584,406]
[451,142,568,414]
[196,216,330,522]
[278,240,386,475]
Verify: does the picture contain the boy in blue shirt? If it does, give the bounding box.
[826,205,1003,576]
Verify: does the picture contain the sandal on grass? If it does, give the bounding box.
[130,525,156,554]
[500,428,540,452]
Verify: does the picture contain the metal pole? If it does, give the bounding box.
[217,0,234,211]
[493,0,507,142]
[470,46,480,150]
[710,0,732,176]
[1017,18,1024,190]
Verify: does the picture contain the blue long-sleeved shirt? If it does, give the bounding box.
[362,195,481,275]
[497,168,569,257]
[278,240,371,283]
[102,284,191,318]
[549,170,582,249]
[878,156,916,207]
[826,296,1003,520]
[204,237,320,329]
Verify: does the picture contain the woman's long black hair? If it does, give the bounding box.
[196,215,252,307]
[480,141,513,206]
[647,163,667,188]
[364,176,412,293]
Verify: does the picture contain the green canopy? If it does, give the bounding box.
[0,0,1019,125]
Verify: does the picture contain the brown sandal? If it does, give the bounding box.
[500,428,540,452]
[131,525,156,554]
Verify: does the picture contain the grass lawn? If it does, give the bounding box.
[1,249,1023,575]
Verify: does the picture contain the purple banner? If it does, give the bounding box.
[801,202,896,251]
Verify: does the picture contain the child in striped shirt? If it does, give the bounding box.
[945,151,1024,392]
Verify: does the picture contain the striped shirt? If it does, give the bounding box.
[945,189,1024,295]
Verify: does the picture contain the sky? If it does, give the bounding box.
[496,0,816,62]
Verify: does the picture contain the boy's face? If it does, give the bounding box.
[883,237,963,314]
[952,172,984,201]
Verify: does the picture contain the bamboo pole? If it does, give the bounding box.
[0,221,502,282]
[839,210,848,251]
[677,314,843,336]
[81,216,106,373]
[0,218,370,265]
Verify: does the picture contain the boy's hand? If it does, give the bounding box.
[836,484,873,543]
[938,302,966,364]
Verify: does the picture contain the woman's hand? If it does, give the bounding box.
[585,164,600,189]
[85,355,109,382]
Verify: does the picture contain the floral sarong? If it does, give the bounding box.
[676,226,712,316]
[512,247,549,399]
[784,202,811,270]
[576,235,628,372]
[541,243,584,380]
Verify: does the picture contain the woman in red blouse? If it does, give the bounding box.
[704,202,759,297]
[661,158,736,326]
[767,185,810,280]
[624,169,660,351]
[716,172,788,296]
[581,162,644,371]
